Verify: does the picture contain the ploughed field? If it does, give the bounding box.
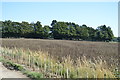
[0,38,119,67]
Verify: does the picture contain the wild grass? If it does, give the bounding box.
[1,38,118,67]
[0,47,119,78]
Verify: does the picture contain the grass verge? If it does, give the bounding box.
[0,57,43,79]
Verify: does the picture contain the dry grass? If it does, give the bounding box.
[0,38,119,67]
[1,47,117,78]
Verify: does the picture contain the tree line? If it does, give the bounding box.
[0,20,114,41]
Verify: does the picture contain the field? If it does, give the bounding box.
[0,38,119,78]
[1,38,119,66]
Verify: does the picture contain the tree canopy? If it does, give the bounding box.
[0,20,115,41]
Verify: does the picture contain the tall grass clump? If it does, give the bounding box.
[0,47,119,78]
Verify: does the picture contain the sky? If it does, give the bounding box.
[1,1,118,37]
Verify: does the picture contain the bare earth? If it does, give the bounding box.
[0,62,28,79]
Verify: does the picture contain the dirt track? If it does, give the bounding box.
[0,62,28,79]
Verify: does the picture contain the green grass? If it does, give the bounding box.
[23,71,43,79]
[0,57,3,62]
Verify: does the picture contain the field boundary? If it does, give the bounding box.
[0,47,119,79]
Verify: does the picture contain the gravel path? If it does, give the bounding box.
[0,62,29,79]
